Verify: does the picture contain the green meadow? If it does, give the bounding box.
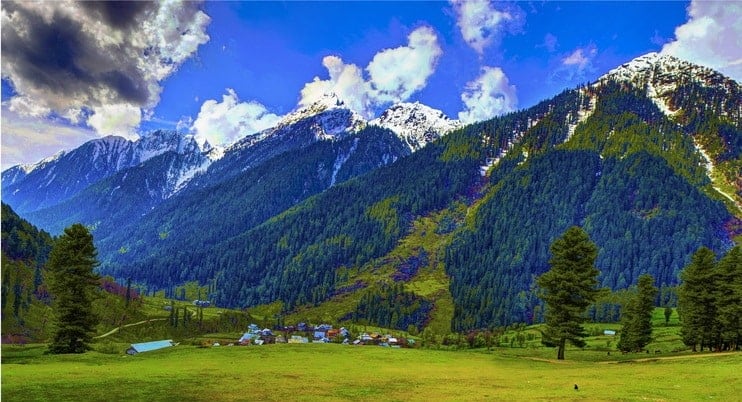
[2,343,739,402]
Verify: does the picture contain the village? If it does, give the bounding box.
[127,320,416,355]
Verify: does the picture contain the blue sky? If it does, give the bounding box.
[2,1,740,169]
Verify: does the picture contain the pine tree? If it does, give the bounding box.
[536,226,600,360]
[617,274,658,352]
[714,246,741,350]
[678,247,717,351]
[47,224,100,354]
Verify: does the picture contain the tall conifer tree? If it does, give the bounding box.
[617,274,658,352]
[537,226,600,360]
[714,246,741,350]
[678,247,717,351]
[47,224,100,354]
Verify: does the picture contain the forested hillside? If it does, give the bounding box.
[1,203,54,340]
[5,54,739,335]
[97,126,410,278]
[89,69,739,335]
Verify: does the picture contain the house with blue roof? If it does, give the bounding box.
[127,340,175,355]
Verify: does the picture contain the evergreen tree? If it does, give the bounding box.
[617,274,658,352]
[536,226,600,360]
[678,247,717,351]
[664,306,673,325]
[47,224,100,354]
[714,246,741,350]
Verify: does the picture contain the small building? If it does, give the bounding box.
[127,339,174,355]
[604,330,616,336]
[288,335,309,344]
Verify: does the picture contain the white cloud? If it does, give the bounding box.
[299,56,372,118]
[367,26,443,103]
[87,104,141,139]
[450,0,519,55]
[562,46,596,72]
[458,66,517,123]
[1,108,98,170]
[661,0,742,81]
[298,26,442,118]
[191,89,280,146]
[0,1,210,136]
[552,44,598,83]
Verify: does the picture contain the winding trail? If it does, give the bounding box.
[599,351,739,364]
[523,351,739,365]
[94,318,168,339]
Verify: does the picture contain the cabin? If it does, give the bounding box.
[127,339,175,355]
[238,333,258,345]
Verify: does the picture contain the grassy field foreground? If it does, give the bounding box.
[2,344,739,401]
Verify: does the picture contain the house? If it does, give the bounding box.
[288,335,309,344]
[239,333,257,345]
[127,339,174,355]
[314,331,326,340]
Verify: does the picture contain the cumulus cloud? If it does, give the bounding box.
[192,89,281,146]
[299,56,372,118]
[367,26,443,103]
[298,26,442,118]
[458,66,517,123]
[661,0,741,81]
[450,0,521,55]
[0,0,210,137]
[87,104,141,139]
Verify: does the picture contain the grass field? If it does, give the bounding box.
[2,343,739,401]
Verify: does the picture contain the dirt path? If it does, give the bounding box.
[523,352,739,365]
[94,318,167,339]
[598,351,739,364]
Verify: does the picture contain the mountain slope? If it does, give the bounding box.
[1,131,210,215]
[96,125,410,277]
[3,53,738,334]
[25,147,212,238]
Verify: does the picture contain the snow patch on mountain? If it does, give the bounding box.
[694,139,741,209]
[370,102,461,151]
[330,137,360,187]
[566,91,597,142]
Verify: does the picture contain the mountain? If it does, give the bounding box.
[598,52,741,208]
[3,53,740,334]
[1,130,212,215]
[2,92,460,239]
[185,92,368,190]
[97,53,738,330]
[370,102,461,151]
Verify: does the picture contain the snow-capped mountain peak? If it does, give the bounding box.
[370,102,462,151]
[279,93,364,129]
[597,52,739,117]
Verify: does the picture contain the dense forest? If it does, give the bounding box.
[1,203,55,340]
[4,62,739,335]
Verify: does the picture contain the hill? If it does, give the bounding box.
[3,53,740,333]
